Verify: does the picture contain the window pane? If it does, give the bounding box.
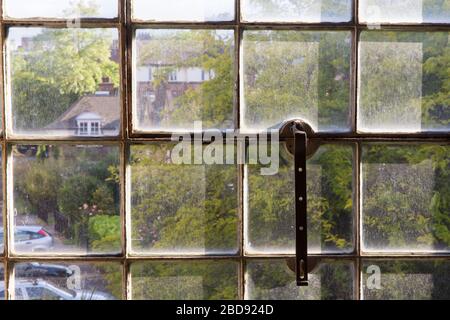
[362,260,450,300]
[246,259,355,300]
[0,148,3,256]
[132,0,235,22]
[131,261,238,300]
[242,0,352,23]
[246,144,355,254]
[359,0,450,24]
[12,261,122,300]
[242,31,352,132]
[8,27,121,137]
[362,144,450,252]
[4,0,118,19]
[12,144,121,255]
[134,29,235,132]
[130,144,239,254]
[358,31,450,133]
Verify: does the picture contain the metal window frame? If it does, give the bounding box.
[0,0,448,301]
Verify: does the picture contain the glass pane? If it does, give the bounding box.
[358,31,450,133]
[130,144,239,254]
[359,0,450,24]
[132,0,235,22]
[0,263,4,300]
[131,261,238,300]
[134,29,235,132]
[12,261,122,300]
[12,144,121,255]
[8,27,121,137]
[242,30,352,132]
[246,259,355,300]
[4,0,118,19]
[242,0,352,23]
[362,260,450,300]
[362,144,450,253]
[0,148,3,256]
[246,144,355,254]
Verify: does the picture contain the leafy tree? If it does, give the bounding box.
[10,3,119,130]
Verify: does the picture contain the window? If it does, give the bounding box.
[91,122,100,136]
[78,122,89,136]
[0,0,448,301]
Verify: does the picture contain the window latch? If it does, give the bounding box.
[280,120,317,286]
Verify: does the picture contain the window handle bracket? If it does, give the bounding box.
[279,120,316,286]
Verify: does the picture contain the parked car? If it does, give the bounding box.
[0,226,54,252]
[16,263,74,278]
[0,263,74,280]
[0,279,116,300]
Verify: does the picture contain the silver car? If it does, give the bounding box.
[0,226,54,253]
[0,279,116,300]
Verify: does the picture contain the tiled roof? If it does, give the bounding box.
[47,95,120,130]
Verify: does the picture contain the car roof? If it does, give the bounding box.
[14,226,44,232]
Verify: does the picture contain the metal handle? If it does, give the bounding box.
[279,119,315,286]
[294,127,308,286]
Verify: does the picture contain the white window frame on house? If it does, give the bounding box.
[0,0,448,301]
[77,120,102,137]
[78,122,89,136]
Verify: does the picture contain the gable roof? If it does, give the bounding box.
[47,95,120,130]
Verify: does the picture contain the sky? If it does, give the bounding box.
[5,0,235,44]
[4,0,118,19]
[4,0,235,21]
[133,0,234,21]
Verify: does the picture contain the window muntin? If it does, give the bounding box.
[132,0,235,22]
[359,0,450,24]
[129,144,239,255]
[241,0,353,23]
[134,29,235,133]
[3,0,119,19]
[11,144,122,256]
[131,260,239,300]
[8,27,121,138]
[246,144,355,254]
[242,30,352,133]
[358,31,450,133]
[0,263,4,300]
[361,144,450,253]
[0,148,3,256]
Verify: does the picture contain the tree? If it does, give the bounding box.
[11,3,119,130]
[136,30,234,130]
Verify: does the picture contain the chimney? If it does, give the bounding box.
[96,77,116,96]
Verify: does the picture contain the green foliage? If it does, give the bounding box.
[131,261,238,300]
[363,144,450,250]
[89,215,121,252]
[131,145,238,253]
[248,144,354,252]
[11,27,119,130]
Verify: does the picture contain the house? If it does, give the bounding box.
[134,36,213,127]
[46,92,120,137]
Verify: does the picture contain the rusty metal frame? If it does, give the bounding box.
[0,0,448,301]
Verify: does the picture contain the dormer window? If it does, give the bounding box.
[76,112,103,137]
[91,122,100,135]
